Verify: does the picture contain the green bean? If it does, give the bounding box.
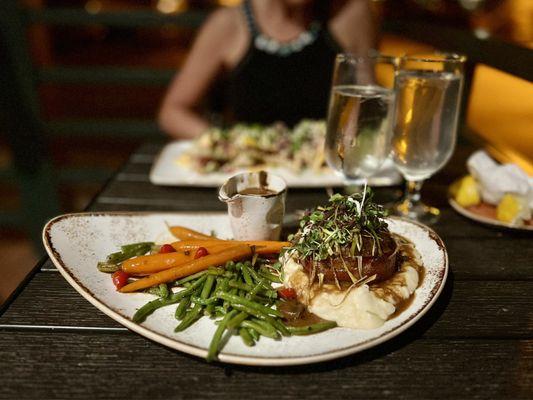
[212,276,223,292]
[217,277,229,294]
[200,275,216,299]
[132,275,206,323]
[248,282,263,298]
[205,303,215,317]
[228,280,249,291]
[130,245,152,257]
[226,261,236,269]
[175,304,203,332]
[241,263,259,282]
[175,270,208,286]
[174,297,190,320]
[191,296,218,306]
[107,243,152,264]
[214,306,226,318]
[120,242,154,253]
[243,264,268,286]
[133,296,176,323]
[106,251,125,264]
[259,268,281,283]
[241,320,279,340]
[158,283,169,299]
[217,292,282,317]
[270,318,291,337]
[247,327,260,341]
[229,303,272,323]
[207,310,239,362]
[207,268,230,277]
[144,286,163,296]
[239,328,255,346]
[225,261,236,272]
[226,311,249,330]
[228,303,285,338]
[244,266,273,292]
[241,265,254,286]
[251,319,279,337]
[286,321,337,335]
[97,262,121,273]
[228,280,277,298]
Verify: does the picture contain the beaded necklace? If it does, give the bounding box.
[243,1,322,57]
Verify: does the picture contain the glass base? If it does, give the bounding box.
[392,199,440,225]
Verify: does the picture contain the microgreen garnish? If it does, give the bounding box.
[287,189,388,264]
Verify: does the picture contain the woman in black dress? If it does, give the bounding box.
[158,0,375,139]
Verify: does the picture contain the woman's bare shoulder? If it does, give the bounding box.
[198,6,248,66]
[200,6,244,44]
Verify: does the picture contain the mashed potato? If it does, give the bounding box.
[283,255,420,329]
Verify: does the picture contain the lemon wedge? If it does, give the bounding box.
[450,175,481,207]
[496,194,528,224]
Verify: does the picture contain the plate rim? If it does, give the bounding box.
[42,211,448,366]
[449,197,533,232]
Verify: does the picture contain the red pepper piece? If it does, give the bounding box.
[112,270,130,290]
[159,244,176,253]
[194,247,209,259]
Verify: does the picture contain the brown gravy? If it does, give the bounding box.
[239,187,278,197]
[390,293,416,319]
[370,233,424,318]
[278,299,328,327]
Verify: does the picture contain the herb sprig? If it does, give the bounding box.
[287,189,388,263]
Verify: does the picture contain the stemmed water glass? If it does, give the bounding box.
[391,53,466,223]
[324,53,397,192]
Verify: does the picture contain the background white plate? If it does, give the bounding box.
[43,212,448,366]
[449,198,533,231]
[149,141,402,188]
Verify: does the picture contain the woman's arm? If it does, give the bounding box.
[158,8,240,139]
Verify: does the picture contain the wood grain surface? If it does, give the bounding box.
[1,142,532,399]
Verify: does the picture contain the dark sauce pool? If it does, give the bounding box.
[278,299,328,327]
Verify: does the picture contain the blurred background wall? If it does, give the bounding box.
[0,0,531,303]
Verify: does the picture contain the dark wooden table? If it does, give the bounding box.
[1,141,532,400]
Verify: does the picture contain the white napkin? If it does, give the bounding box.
[466,150,533,207]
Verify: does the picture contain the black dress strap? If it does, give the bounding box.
[242,0,259,38]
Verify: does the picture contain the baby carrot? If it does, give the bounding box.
[171,240,291,254]
[119,245,252,293]
[168,226,219,241]
[171,240,224,251]
[122,243,230,275]
[122,251,194,275]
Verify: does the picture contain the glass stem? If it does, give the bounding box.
[404,180,424,208]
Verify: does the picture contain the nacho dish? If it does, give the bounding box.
[177,120,326,174]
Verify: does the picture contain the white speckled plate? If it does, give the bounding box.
[43,212,447,366]
[149,141,402,188]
